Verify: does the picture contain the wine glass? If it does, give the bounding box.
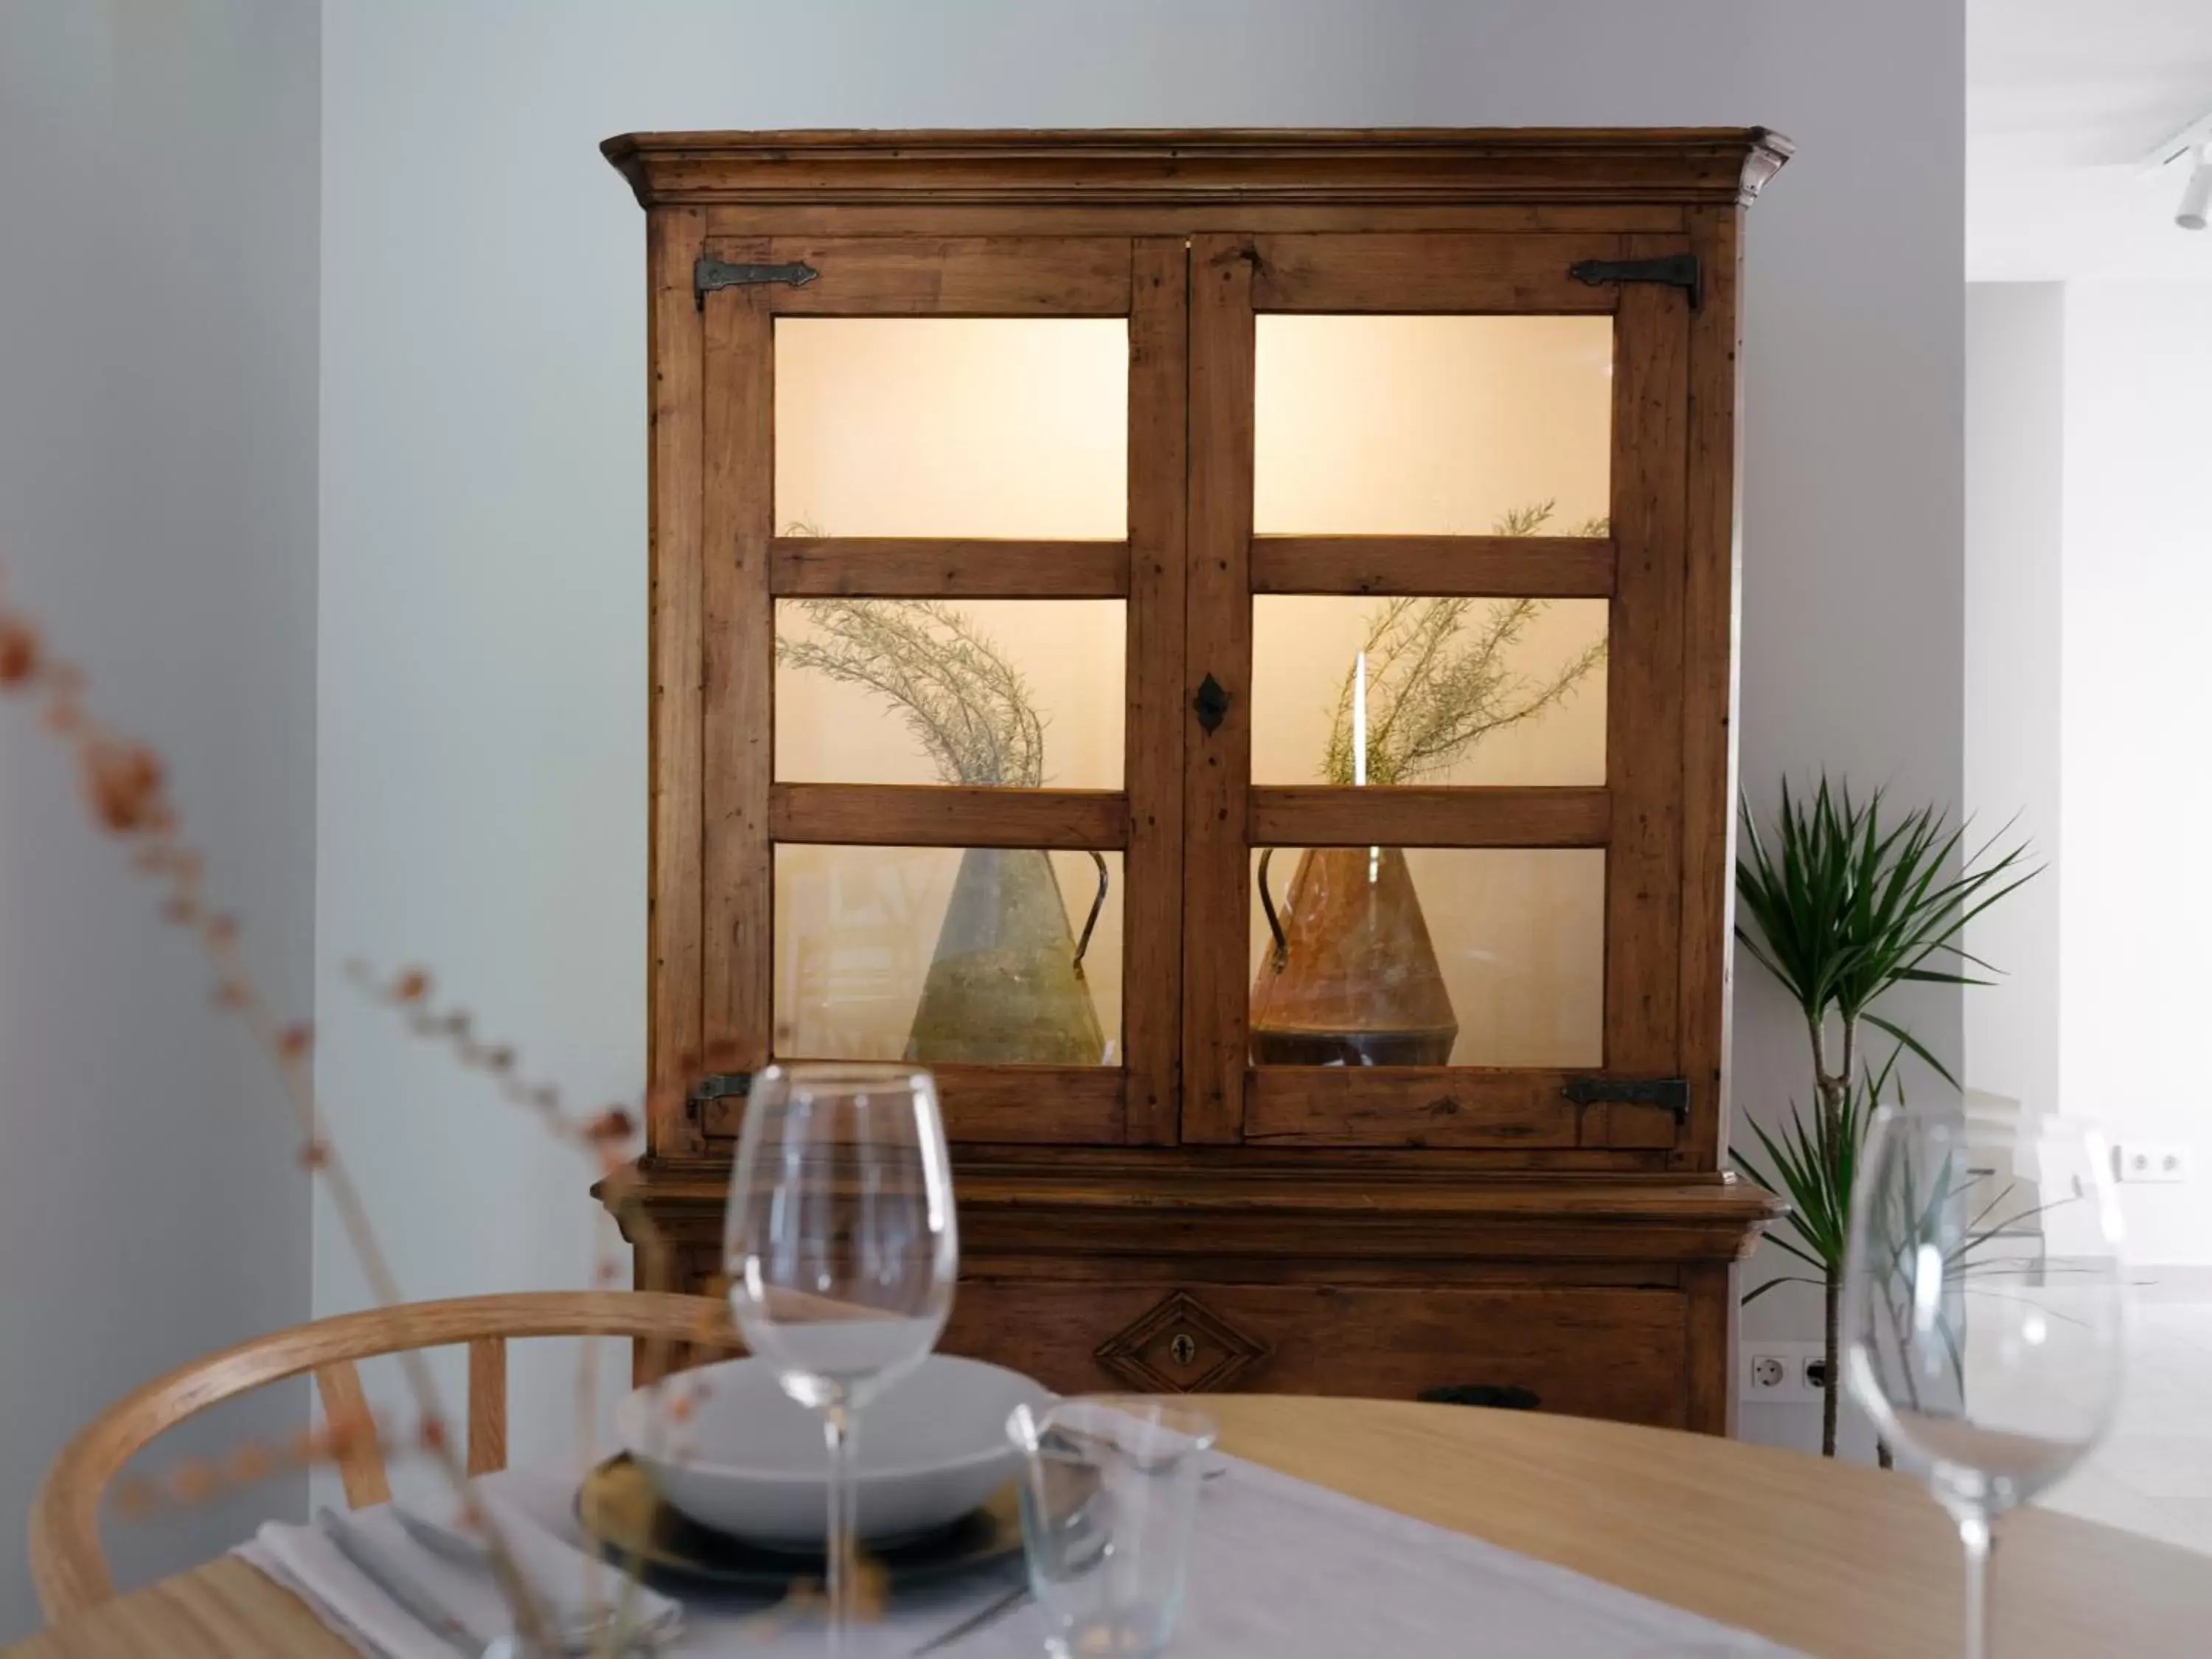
[723,1063,958,1649]
[1842,1104,2128,1659]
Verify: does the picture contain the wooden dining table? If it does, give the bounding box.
[10,1394,2208,1657]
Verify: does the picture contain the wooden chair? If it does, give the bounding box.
[29,1290,738,1622]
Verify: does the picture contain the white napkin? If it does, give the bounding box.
[244,1479,681,1658]
[244,1456,1806,1659]
[406,1486,684,1650]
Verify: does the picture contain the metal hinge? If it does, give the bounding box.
[693,257,819,308]
[1562,1075,1691,1122]
[1567,253,1701,310]
[684,1071,752,1124]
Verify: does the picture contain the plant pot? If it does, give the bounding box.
[1249,845,1458,1065]
[905,846,1107,1065]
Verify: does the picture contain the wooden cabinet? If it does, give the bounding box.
[601,128,1790,1433]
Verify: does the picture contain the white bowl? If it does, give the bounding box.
[613,1354,1050,1546]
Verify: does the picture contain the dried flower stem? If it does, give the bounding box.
[338,967,728,1657]
[4,568,783,1654]
[776,592,1046,787]
[0,572,558,1653]
[1321,501,1609,785]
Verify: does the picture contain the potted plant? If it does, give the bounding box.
[1733,777,2035,1456]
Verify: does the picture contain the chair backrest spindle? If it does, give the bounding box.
[310,1360,392,1506]
[466,1337,507,1476]
[29,1291,739,1622]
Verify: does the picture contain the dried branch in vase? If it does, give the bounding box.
[775,528,1048,787]
[1320,501,1609,785]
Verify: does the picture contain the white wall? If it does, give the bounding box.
[0,0,319,1638]
[1964,285,2065,1125]
[318,0,1966,1463]
[2059,282,2212,1264]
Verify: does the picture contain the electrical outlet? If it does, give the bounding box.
[2115,1141,2194,1183]
[1741,1340,1828,1403]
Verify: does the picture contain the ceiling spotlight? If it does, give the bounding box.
[2180,147,2212,232]
[2143,111,2212,232]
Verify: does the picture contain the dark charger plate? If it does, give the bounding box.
[577,1454,1023,1593]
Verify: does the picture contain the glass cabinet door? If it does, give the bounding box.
[684,237,1186,1148]
[671,229,1699,1157]
[1182,232,1694,1155]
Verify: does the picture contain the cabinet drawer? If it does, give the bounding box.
[941,1280,1688,1428]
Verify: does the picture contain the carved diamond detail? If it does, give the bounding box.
[1093,1291,1270,1393]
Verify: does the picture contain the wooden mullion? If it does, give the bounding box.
[1253,535,1614,599]
[703,1065,1125,1145]
[1600,237,1691,1123]
[698,276,776,1102]
[1123,240,1189,1144]
[1182,236,1257,1144]
[646,208,709,1155]
[754,236,1131,315]
[1250,232,1630,313]
[771,538,1129,599]
[1251,786,1610,849]
[1676,206,1748,1175]
[1243,1069,1581,1149]
[769,783,1125,849]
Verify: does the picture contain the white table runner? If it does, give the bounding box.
[241,1455,1806,1658]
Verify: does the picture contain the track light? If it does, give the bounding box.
[2143,112,2212,232]
[2180,147,2212,232]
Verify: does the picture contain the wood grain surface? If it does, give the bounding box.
[1121,237,1190,1146]
[642,206,709,1158]
[600,128,1795,212]
[619,133,1790,1439]
[14,1396,2205,1658]
[1251,533,1615,597]
[768,537,1130,598]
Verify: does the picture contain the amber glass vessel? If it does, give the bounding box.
[1248,846,1458,1065]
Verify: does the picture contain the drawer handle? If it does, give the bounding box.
[1417,1384,1543,1411]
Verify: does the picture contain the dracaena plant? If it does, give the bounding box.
[1733,777,2037,1458]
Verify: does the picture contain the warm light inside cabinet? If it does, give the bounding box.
[1251,597,1608,788]
[775,599,1127,790]
[774,318,1129,538]
[1253,314,1613,535]
[774,845,1125,1067]
[1249,846,1605,1069]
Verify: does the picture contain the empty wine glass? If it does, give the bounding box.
[1843,1104,2128,1659]
[723,1063,958,1649]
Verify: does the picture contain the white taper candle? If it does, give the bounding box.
[1353,650,1368,787]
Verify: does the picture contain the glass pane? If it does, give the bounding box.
[776,319,1127,538]
[1253,596,1607,786]
[1254,316,1612,535]
[776,845,1123,1066]
[777,599,1126,788]
[1248,847,1602,1068]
